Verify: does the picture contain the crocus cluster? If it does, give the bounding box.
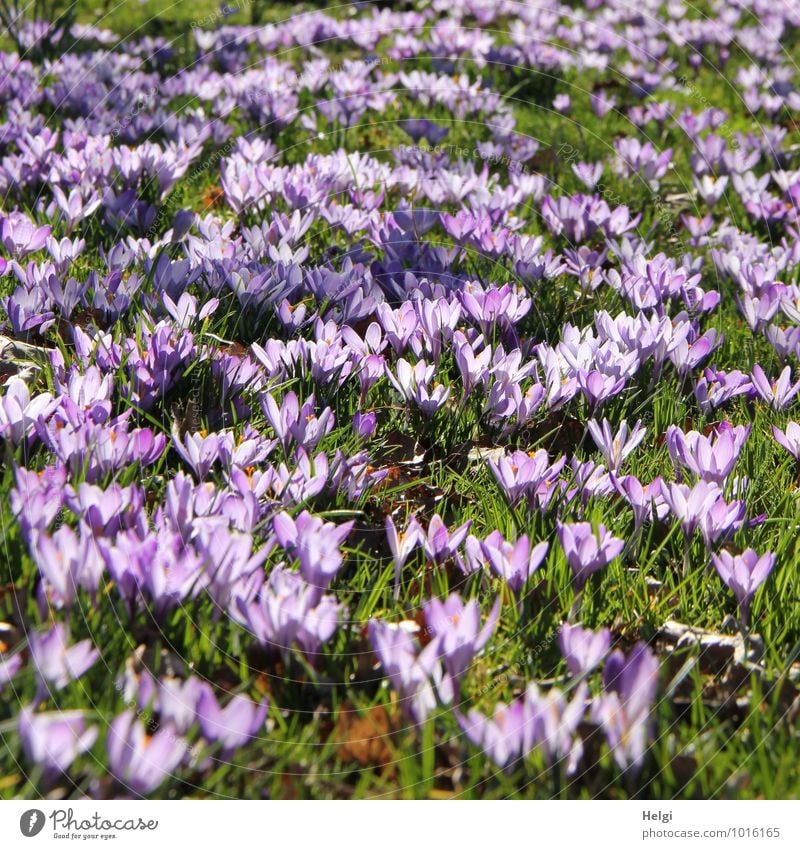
[457,627,659,774]
[0,0,793,799]
[369,592,499,723]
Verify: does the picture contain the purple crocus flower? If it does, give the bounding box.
[612,474,668,530]
[273,449,330,505]
[459,681,587,773]
[19,706,98,778]
[353,410,377,439]
[195,524,269,609]
[125,322,196,411]
[355,355,386,404]
[666,422,749,485]
[0,377,58,445]
[523,682,587,774]
[260,391,334,453]
[557,522,624,590]
[566,458,615,506]
[195,687,269,755]
[694,174,729,206]
[751,364,800,410]
[386,358,450,417]
[694,368,753,414]
[668,328,719,377]
[401,118,449,145]
[46,221,79,269]
[587,418,646,472]
[368,619,444,723]
[385,515,424,599]
[592,642,659,773]
[487,448,566,509]
[29,523,105,608]
[453,330,491,399]
[737,289,782,332]
[590,91,617,118]
[699,495,746,549]
[148,675,206,735]
[602,643,659,713]
[422,593,500,695]
[273,510,354,592]
[572,161,604,191]
[172,430,233,480]
[40,418,166,483]
[711,549,775,624]
[1,652,22,690]
[29,624,99,698]
[660,480,724,540]
[234,566,343,657]
[107,710,186,796]
[559,624,611,677]
[764,323,800,361]
[417,514,472,565]
[480,531,549,597]
[68,482,145,537]
[457,699,525,769]
[162,292,218,329]
[553,93,571,113]
[773,421,800,460]
[0,211,50,257]
[10,464,66,542]
[57,366,113,425]
[377,302,419,354]
[577,369,626,409]
[51,185,102,233]
[101,525,207,615]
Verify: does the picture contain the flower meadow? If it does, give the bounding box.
[1,0,800,801]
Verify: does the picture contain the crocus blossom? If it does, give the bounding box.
[106,711,187,795]
[711,549,776,623]
[557,522,625,589]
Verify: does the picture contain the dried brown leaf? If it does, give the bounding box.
[331,702,401,768]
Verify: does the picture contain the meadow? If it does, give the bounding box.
[0,0,799,799]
